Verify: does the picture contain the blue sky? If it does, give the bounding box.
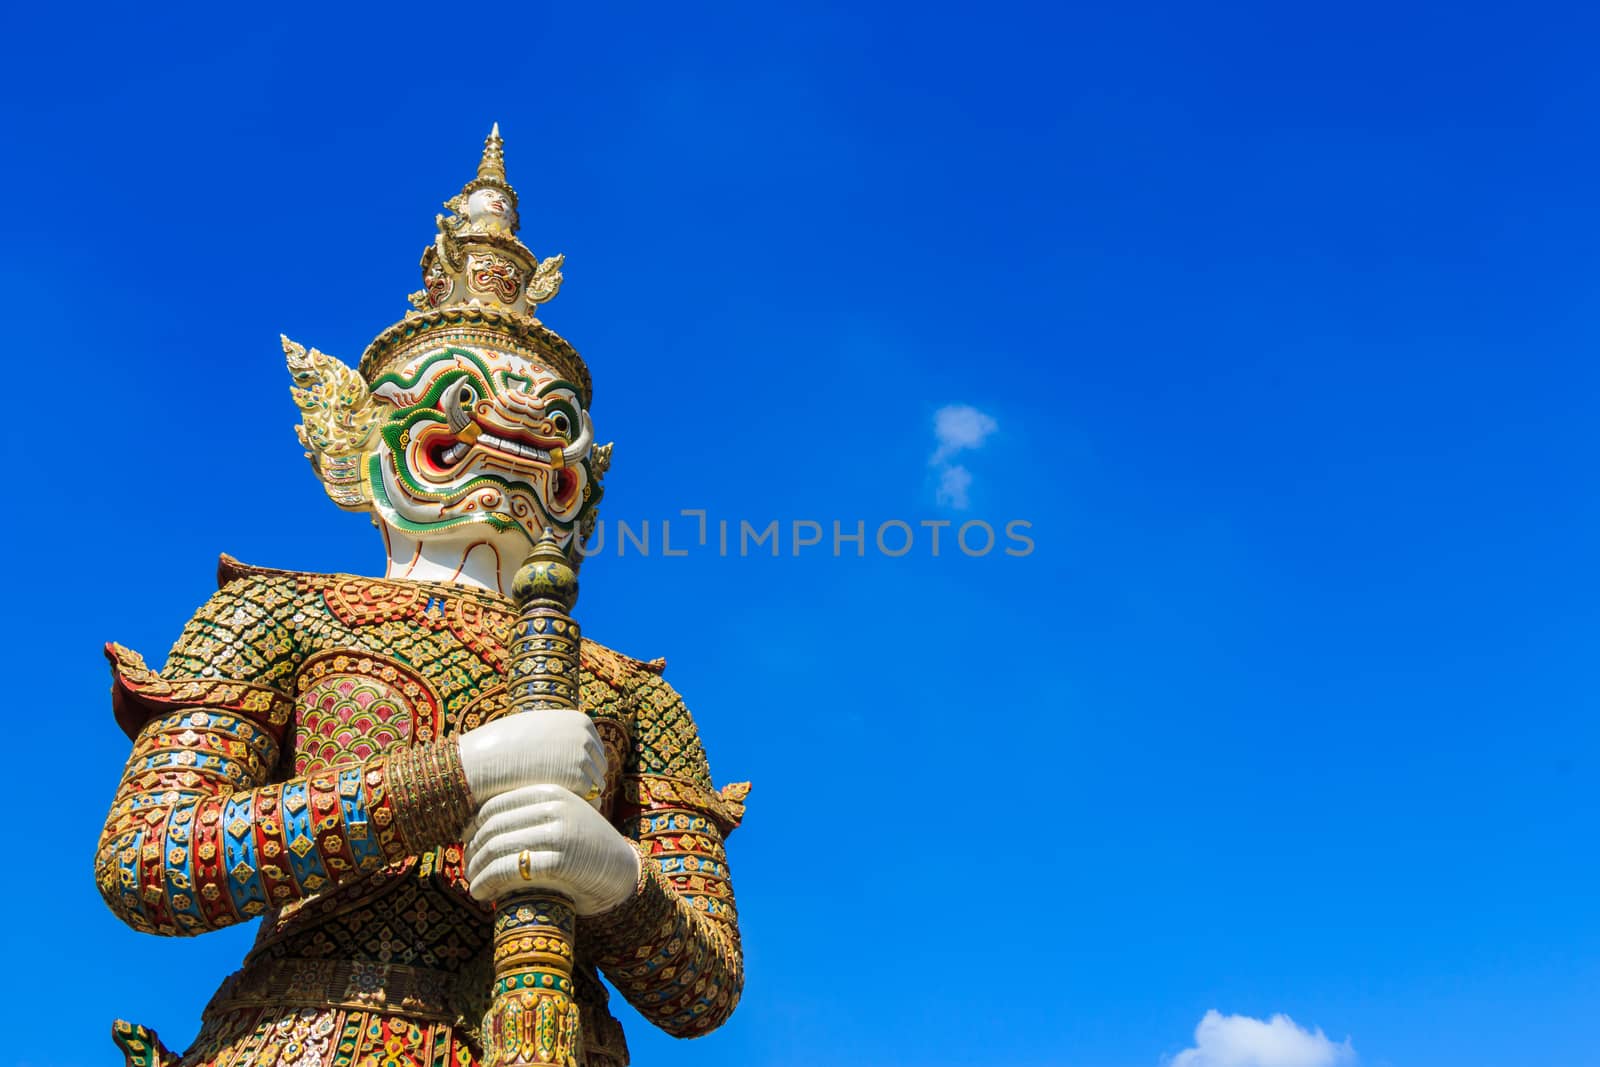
[3,2,1600,1065]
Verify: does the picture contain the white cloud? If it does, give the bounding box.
[1169,1011,1355,1067]
[929,404,997,509]
[935,464,974,509]
[930,404,999,464]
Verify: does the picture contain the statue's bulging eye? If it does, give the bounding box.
[458,385,476,405]
[552,412,571,437]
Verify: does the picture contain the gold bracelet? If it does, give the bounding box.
[387,741,473,851]
[436,741,472,839]
[387,746,426,854]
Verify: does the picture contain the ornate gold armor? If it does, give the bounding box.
[99,557,748,1066]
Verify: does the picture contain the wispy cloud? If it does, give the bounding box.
[929,404,997,509]
[931,404,998,464]
[1168,1011,1355,1067]
[935,464,974,509]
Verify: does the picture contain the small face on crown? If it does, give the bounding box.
[363,345,597,549]
[465,187,517,231]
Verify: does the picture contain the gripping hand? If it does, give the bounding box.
[456,709,606,808]
[464,783,641,914]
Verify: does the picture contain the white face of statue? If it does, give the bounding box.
[466,187,517,230]
[287,331,601,592]
[361,345,596,556]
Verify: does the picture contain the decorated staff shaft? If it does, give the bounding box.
[484,529,585,1067]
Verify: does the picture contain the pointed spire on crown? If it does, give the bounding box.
[365,123,589,404]
[456,121,518,218]
[478,122,508,186]
[404,124,566,325]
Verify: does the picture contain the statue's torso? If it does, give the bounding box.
[176,563,634,1067]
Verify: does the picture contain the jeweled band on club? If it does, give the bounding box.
[96,125,750,1067]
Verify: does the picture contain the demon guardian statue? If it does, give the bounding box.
[96,126,749,1067]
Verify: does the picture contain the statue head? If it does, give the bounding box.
[285,126,610,579]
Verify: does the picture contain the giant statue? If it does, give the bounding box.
[95,126,750,1067]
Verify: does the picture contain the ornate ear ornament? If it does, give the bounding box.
[285,335,382,509]
[575,441,614,550]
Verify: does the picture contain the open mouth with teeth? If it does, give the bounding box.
[417,421,581,510]
[428,422,563,467]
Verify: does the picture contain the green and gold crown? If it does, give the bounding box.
[357,124,590,403]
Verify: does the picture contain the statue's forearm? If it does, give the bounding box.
[96,706,472,936]
[586,860,744,1037]
[584,787,745,1037]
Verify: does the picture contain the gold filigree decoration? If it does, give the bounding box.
[285,335,382,508]
[525,253,564,315]
[589,442,613,481]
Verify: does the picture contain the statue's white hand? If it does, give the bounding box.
[456,710,606,808]
[464,783,641,913]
